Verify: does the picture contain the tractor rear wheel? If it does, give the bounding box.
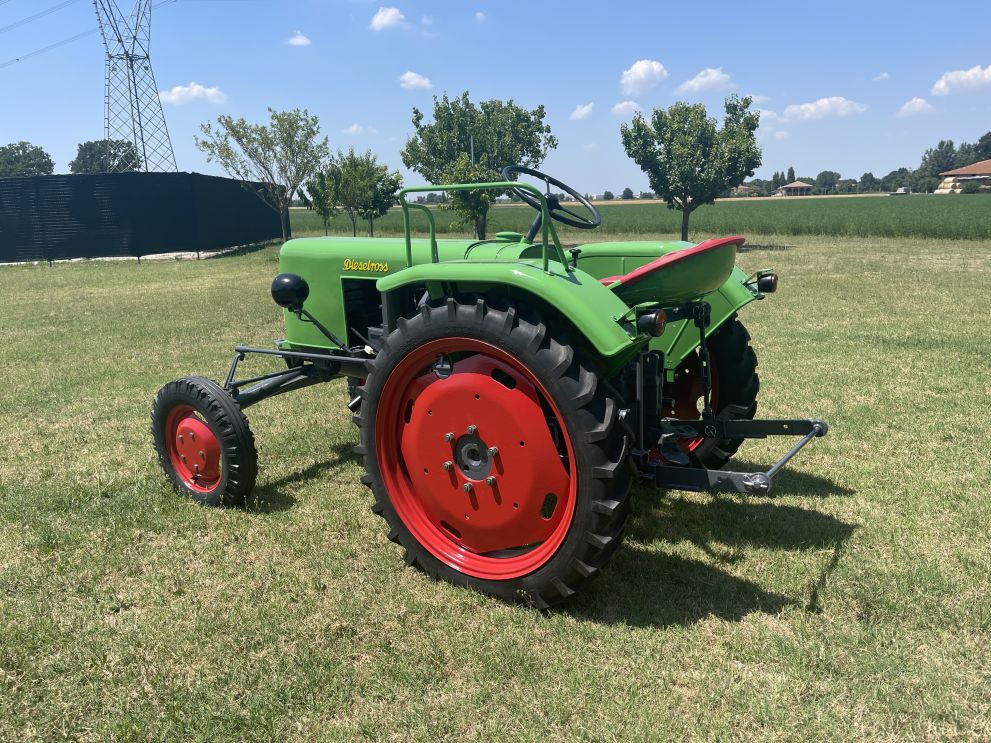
[667,315,760,469]
[151,376,257,506]
[355,297,632,608]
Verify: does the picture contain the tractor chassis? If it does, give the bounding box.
[218,298,826,497]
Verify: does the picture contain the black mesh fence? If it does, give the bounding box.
[0,172,284,263]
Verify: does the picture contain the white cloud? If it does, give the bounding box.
[287,31,311,47]
[474,11,487,22]
[421,15,433,25]
[582,143,597,150]
[773,130,790,140]
[570,102,594,120]
[342,124,364,134]
[676,67,732,93]
[758,109,779,122]
[783,96,867,121]
[159,81,227,105]
[370,7,404,31]
[749,94,770,104]
[611,100,641,116]
[620,59,667,95]
[398,70,432,89]
[897,96,934,117]
[873,72,889,82]
[932,64,991,96]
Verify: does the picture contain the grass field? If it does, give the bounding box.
[290,194,991,241]
[2,234,990,740]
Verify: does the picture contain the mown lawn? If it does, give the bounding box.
[1,233,989,740]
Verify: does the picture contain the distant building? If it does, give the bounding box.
[935,158,991,194]
[772,180,814,197]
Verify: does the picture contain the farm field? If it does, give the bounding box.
[1,234,990,740]
[290,193,991,241]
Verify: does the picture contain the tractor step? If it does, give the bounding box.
[649,418,828,495]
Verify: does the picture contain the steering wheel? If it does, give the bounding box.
[501,165,602,234]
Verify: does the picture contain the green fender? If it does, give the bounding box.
[652,266,759,369]
[376,259,642,359]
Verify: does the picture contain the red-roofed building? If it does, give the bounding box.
[935,159,991,194]
[772,180,814,197]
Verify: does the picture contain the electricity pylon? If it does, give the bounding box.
[93,0,177,172]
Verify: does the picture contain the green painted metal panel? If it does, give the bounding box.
[376,259,641,358]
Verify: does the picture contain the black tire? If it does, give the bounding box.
[688,315,760,469]
[354,296,632,608]
[151,376,257,506]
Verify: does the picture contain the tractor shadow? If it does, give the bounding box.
[569,483,856,628]
[246,441,356,514]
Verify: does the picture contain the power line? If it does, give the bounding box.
[0,28,97,69]
[0,0,179,69]
[0,0,80,36]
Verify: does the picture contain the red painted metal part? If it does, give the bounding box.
[164,405,222,492]
[599,236,746,288]
[667,351,720,453]
[375,338,576,580]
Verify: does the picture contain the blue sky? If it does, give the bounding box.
[2,0,990,193]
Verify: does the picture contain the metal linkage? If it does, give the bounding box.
[221,345,373,410]
[649,420,828,495]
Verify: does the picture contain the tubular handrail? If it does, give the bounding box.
[398,181,569,273]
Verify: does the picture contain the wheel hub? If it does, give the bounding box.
[166,406,221,491]
[454,433,492,480]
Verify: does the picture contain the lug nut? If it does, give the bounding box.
[487,446,499,456]
[466,424,477,434]
[178,434,184,443]
[485,476,496,486]
[463,483,473,493]
[442,460,453,471]
[189,432,195,442]
[199,450,205,460]
[444,432,455,442]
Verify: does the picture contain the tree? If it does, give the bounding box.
[438,153,501,239]
[815,170,841,192]
[69,139,140,173]
[602,190,615,200]
[326,148,403,237]
[621,187,635,200]
[976,132,991,161]
[859,172,880,192]
[954,142,978,169]
[195,108,329,242]
[787,166,795,182]
[303,170,338,235]
[881,167,912,192]
[357,162,402,237]
[0,141,54,177]
[401,91,557,239]
[620,95,761,241]
[918,140,957,179]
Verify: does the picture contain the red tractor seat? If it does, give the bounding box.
[598,236,745,305]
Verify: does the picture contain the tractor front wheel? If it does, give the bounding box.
[355,297,632,608]
[151,376,257,506]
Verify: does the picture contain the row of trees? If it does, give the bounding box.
[748,131,991,196]
[0,139,142,176]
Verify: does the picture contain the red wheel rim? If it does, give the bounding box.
[667,351,720,453]
[375,338,577,580]
[164,405,222,492]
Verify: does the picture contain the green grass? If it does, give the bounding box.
[2,235,990,740]
[292,194,991,241]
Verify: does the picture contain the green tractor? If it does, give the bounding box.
[152,166,827,607]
